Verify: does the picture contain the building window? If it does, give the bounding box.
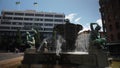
[3,17,12,19]
[25,13,34,16]
[12,22,22,25]
[24,23,32,25]
[45,14,53,17]
[118,32,120,40]
[54,19,63,22]
[45,19,53,22]
[24,18,33,21]
[39,23,43,26]
[34,23,39,26]
[4,12,13,15]
[18,22,22,25]
[12,22,16,25]
[11,27,21,29]
[15,13,24,15]
[44,28,53,31]
[34,23,43,26]
[115,22,120,29]
[38,27,43,30]
[34,18,39,21]
[109,24,113,31]
[14,17,23,20]
[0,26,10,29]
[35,14,44,16]
[55,15,64,18]
[44,23,53,26]
[1,22,11,24]
[40,19,43,21]
[110,34,114,41]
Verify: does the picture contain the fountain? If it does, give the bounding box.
[21,20,108,68]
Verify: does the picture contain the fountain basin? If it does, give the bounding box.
[22,52,97,67]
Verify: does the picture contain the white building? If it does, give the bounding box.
[0,10,65,37]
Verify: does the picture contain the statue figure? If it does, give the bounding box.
[89,23,106,49]
[32,28,41,49]
[89,23,108,67]
[26,32,35,49]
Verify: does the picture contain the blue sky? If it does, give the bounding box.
[0,0,102,31]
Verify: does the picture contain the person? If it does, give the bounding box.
[15,48,19,53]
[26,32,35,48]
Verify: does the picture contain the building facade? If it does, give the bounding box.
[0,10,65,38]
[99,0,120,43]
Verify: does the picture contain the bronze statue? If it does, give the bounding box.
[89,23,108,67]
[26,32,35,48]
[90,23,106,49]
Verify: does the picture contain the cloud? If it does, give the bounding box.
[75,17,81,23]
[65,13,81,24]
[65,13,76,22]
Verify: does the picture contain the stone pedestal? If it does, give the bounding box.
[25,48,36,53]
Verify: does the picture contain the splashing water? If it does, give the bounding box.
[56,35,65,56]
[37,39,47,52]
[75,32,90,52]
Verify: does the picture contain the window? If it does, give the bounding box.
[45,19,53,22]
[38,27,43,30]
[35,14,44,16]
[11,27,20,29]
[34,23,39,26]
[1,22,11,24]
[4,12,13,15]
[115,22,120,29]
[44,23,53,26]
[12,22,17,25]
[118,32,120,40]
[12,22,22,25]
[3,17,12,19]
[24,18,33,21]
[54,19,63,22]
[34,23,43,26]
[39,23,43,26]
[109,24,113,31]
[40,19,43,21]
[45,14,53,17]
[18,22,22,25]
[110,34,114,41]
[14,17,23,20]
[15,13,24,15]
[24,23,32,25]
[44,28,53,31]
[0,26,10,29]
[55,15,63,17]
[25,13,34,16]
[34,18,39,21]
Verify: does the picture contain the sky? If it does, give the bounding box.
[0,0,102,31]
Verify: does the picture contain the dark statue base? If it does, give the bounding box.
[22,51,108,68]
